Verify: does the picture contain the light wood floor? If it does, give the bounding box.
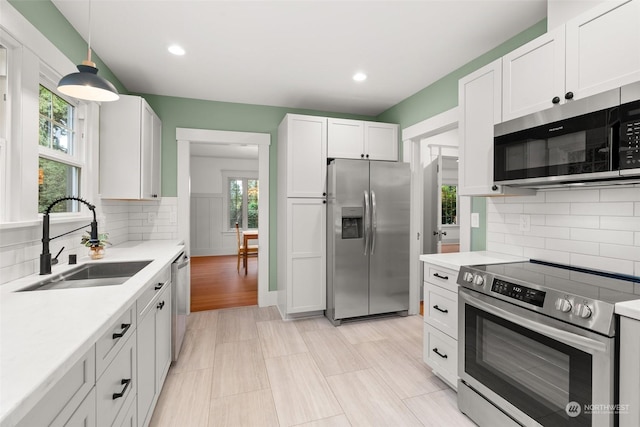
[191,255,258,312]
[150,307,475,427]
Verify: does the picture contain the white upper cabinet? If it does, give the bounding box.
[502,27,566,121]
[100,95,162,200]
[279,114,327,198]
[459,59,502,196]
[565,0,640,100]
[503,0,640,121]
[459,60,536,196]
[327,118,398,161]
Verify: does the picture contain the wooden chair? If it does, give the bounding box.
[235,222,258,273]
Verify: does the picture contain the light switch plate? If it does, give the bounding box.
[471,212,480,228]
[519,214,531,232]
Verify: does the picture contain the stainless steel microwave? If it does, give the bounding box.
[494,85,640,186]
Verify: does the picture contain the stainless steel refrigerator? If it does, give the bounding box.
[326,159,410,325]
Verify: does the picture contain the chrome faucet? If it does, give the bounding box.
[40,196,99,275]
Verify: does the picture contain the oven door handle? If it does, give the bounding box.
[461,290,608,354]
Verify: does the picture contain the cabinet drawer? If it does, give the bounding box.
[423,324,457,389]
[56,387,96,427]
[137,265,170,318]
[424,264,459,293]
[96,333,137,427]
[16,347,96,427]
[96,304,136,377]
[424,283,458,339]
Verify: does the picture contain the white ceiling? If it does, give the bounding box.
[51,0,547,117]
[190,142,258,159]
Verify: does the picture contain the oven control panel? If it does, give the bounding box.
[491,279,545,307]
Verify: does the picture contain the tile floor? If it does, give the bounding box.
[150,306,476,427]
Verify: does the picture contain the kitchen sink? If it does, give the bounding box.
[18,260,152,292]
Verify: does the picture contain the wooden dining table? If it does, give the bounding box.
[242,230,258,275]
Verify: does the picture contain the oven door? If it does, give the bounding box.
[458,288,615,427]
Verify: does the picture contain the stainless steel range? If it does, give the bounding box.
[457,260,640,427]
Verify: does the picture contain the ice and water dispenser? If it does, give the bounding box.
[341,207,363,239]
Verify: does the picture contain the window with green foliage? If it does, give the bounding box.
[441,185,457,225]
[38,84,81,213]
[228,178,259,229]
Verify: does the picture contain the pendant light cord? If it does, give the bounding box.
[87,0,93,63]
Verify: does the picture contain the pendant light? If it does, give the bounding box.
[57,0,119,102]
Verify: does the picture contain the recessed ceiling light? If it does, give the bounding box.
[353,72,367,82]
[168,44,186,56]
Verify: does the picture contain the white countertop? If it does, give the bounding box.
[419,251,527,271]
[0,240,185,427]
[615,300,640,321]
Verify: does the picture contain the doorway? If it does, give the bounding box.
[176,128,274,312]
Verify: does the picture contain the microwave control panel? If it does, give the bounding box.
[620,100,640,168]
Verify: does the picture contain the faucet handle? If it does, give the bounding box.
[52,246,65,265]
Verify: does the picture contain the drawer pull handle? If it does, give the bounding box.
[112,378,131,400]
[433,305,449,314]
[154,283,164,290]
[432,348,448,359]
[112,323,131,339]
[433,273,449,280]
[157,301,165,310]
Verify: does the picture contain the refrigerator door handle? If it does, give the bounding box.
[371,190,377,255]
[364,190,370,255]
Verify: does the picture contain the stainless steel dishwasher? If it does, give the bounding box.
[171,252,190,361]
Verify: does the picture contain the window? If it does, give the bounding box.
[441,185,457,225]
[228,177,258,229]
[38,84,81,213]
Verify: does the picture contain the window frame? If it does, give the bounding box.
[222,170,258,232]
[0,10,98,227]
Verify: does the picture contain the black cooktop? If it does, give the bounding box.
[471,260,640,304]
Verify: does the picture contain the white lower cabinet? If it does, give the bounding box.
[96,332,136,427]
[422,262,460,390]
[137,280,172,427]
[16,347,96,427]
[619,315,640,427]
[63,388,97,427]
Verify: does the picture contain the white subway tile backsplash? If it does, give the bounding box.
[544,189,599,203]
[487,185,639,277]
[570,228,634,245]
[486,242,525,257]
[545,215,599,229]
[600,243,640,261]
[570,202,635,216]
[545,238,599,255]
[599,187,640,202]
[600,216,640,231]
[526,225,571,239]
[571,254,634,276]
[523,247,571,265]
[524,203,570,215]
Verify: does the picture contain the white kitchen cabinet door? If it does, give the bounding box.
[283,114,327,198]
[287,198,326,313]
[100,95,162,200]
[458,59,502,196]
[502,27,567,121]
[137,282,171,427]
[365,121,398,161]
[327,118,364,159]
[565,0,640,101]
